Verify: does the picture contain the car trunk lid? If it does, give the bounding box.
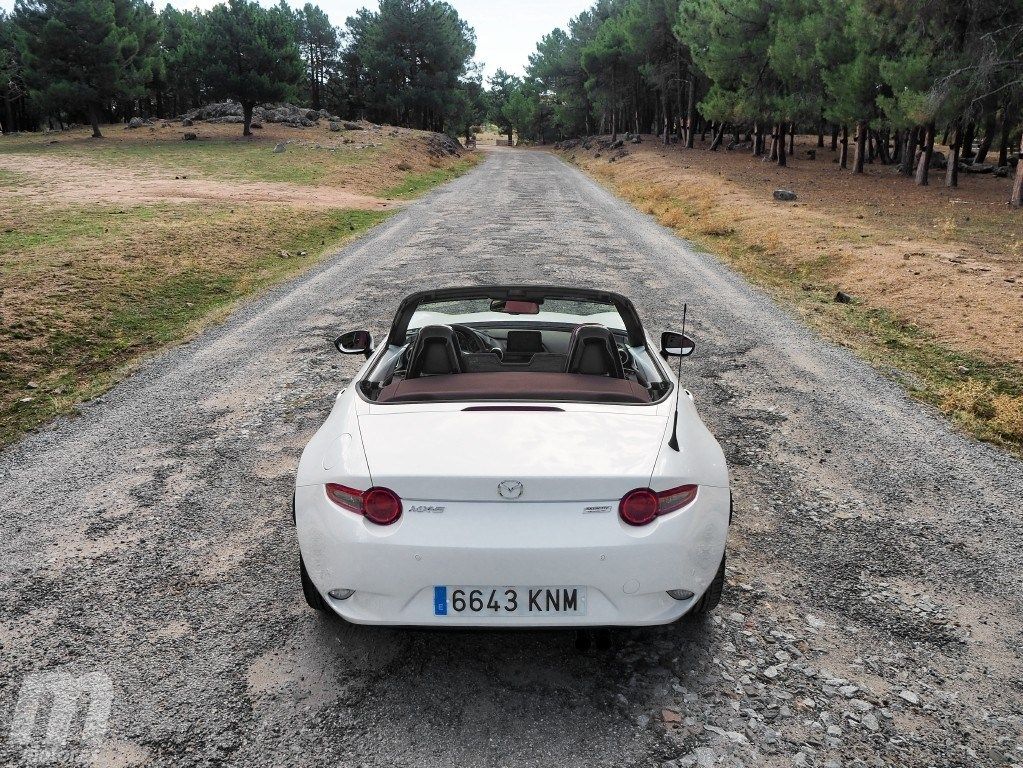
[357,409,667,502]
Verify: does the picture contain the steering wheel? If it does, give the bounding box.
[450,324,498,355]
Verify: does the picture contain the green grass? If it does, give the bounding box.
[380,157,479,199]
[1,203,391,445]
[0,137,380,185]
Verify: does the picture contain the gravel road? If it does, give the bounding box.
[2,147,1021,768]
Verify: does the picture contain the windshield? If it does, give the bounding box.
[410,297,627,332]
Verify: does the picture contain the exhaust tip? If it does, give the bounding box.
[667,589,695,601]
[328,588,355,600]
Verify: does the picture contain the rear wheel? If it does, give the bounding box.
[300,555,328,612]
[691,554,726,615]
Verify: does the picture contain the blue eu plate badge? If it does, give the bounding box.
[433,586,448,615]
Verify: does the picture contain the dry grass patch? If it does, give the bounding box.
[561,138,1023,451]
[0,122,480,444]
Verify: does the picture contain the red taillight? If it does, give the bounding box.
[362,487,402,525]
[325,483,363,512]
[619,488,659,526]
[656,484,699,514]
[619,484,698,526]
[325,483,402,525]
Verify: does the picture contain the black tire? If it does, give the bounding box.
[691,554,726,615]
[300,555,328,612]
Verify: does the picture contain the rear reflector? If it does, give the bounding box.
[619,484,699,526]
[325,483,403,525]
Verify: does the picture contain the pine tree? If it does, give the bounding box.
[199,0,303,136]
[15,0,157,137]
[297,3,339,111]
[487,68,521,145]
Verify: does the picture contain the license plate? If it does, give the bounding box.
[433,586,587,616]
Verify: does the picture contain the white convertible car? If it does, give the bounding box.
[294,286,730,628]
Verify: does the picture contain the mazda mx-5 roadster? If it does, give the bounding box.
[294,285,730,627]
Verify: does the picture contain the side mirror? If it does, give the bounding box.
[335,329,374,358]
[661,330,695,357]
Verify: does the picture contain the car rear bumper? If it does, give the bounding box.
[295,484,729,627]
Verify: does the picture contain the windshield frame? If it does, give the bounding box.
[385,285,647,348]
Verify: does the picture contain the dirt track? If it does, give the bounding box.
[1,147,1021,767]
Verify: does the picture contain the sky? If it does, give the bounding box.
[0,0,593,79]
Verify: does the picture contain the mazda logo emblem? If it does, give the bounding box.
[497,480,524,499]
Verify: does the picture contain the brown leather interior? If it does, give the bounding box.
[376,372,651,404]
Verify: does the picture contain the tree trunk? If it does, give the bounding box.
[998,114,1009,167]
[684,70,695,148]
[839,124,848,169]
[788,122,794,155]
[830,124,838,151]
[817,119,825,148]
[242,102,254,136]
[876,130,892,165]
[1,93,12,135]
[709,122,725,151]
[662,92,670,146]
[960,121,975,160]
[1011,131,1023,208]
[853,120,867,173]
[945,123,960,187]
[769,125,778,161]
[88,104,102,138]
[507,127,512,145]
[777,123,787,167]
[975,111,996,163]
[899,127,918,176]
[915,122,935,186]
[752,123,761,156]
[893,129,902,163]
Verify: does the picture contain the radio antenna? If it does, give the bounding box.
[667,303,686,452]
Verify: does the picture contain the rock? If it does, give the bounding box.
[763,665,781,679]
[964,163,994,174]
[127,116,144,129]
[834,291,853,304]
[994,166,1010,177]
[182,118,193,127]
[182,133,197,141]
[773,189,797,201]
[849,698,873,713]
[806,149,816,160]
[250,122,262,129]
[329,121,342,132]
[661,708,682,724]
[693,747,716,768]
[630,135,641,144]
[343,121,363,130]
[608,138,624,150]
[860,713,880,731]
[395,162,412,171]
[928,150,947,169]
[273,142,286,154]
[898,689,920,705]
